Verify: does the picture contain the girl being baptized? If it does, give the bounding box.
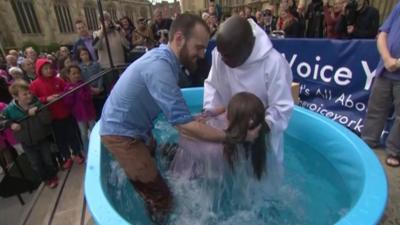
[170,92,270,180]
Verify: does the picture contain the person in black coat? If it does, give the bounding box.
[151,8,173,46]
[305,0,325,38]
[335,0,379,39]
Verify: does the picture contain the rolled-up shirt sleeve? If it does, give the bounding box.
[144,60,193,125]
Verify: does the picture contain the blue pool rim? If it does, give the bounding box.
[85,87,388,225]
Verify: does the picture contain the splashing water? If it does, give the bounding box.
[106,111,351,225]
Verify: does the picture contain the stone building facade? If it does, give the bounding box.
[153,0,181,19]
[178,0,284,15]
[0,0,152,49]
[0,0,396,51]
[179,0,208,14]
[180,0,396,20]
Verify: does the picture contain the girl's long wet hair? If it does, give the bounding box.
[223,92,270,180]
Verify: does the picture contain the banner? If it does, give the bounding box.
[272,39,383,135]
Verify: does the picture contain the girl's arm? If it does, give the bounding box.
[29,83,47,103]
[79,86,93,101]
[62,84,77,106]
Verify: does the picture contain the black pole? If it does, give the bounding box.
[0,68,116,131]
[97,0,114,69]
[39,68,114,110]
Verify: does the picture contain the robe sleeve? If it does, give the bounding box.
[203,50,228,110]
[264,53,294,134]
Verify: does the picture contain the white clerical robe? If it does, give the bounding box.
[204,19,294,186]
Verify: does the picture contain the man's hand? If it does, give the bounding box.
[93,25,104,39]
[194,115,208,124]
[119,26,126,36]
[195,107,226,123]
[347,25,354,34]
[28,106,38,116]
[384,57,399,72]
[11,123,21,131]
[90,87,103,95]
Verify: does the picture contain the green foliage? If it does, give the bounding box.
[46,42,61,54]
[20,41,62,54]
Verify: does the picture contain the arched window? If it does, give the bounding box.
[84,2,98,30]
[53,0,74,33]
[10,0,41,33]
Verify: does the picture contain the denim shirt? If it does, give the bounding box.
[100,45,193,141]
[376,3,400,80]
[79,61,102,89]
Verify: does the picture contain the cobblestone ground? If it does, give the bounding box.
[373,148,400,225]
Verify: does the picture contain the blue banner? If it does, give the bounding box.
[272,39,381,134]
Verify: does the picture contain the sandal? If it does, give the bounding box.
[385,155,400,167]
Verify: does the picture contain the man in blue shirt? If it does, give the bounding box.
[361,3,400,167]
[72,19,97,62]
[100,14,260,223]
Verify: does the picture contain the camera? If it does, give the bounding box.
[109,22,121,31]
[263,9,272,17]
[271,30,285,39]
[157,29,169,37]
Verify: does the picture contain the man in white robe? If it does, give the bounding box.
[204,16,294,186]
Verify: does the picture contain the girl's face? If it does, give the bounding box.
[68,67,82,84]
[64,58,72,68]
[41,64,53,77]
[79,50,90,62]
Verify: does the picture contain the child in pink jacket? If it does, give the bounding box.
[63,65,96,155]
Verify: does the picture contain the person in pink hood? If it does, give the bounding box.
[64,65,96,153]
[30,59,83,169]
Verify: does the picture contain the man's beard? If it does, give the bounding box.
[179,43,197,73]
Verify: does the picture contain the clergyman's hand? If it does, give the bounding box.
[245,124,261,142]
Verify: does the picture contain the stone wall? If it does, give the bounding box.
[0,0,151,49]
